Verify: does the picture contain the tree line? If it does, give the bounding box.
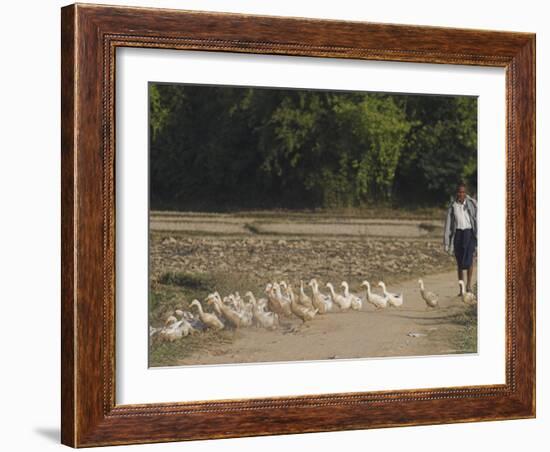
[149,83,477,211]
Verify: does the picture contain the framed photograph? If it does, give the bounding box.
[61,3,535,447]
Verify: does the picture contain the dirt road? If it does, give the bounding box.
[150,211,443,239]
[175,269,476,366]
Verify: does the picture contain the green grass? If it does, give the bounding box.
[149,328,235,367]
[155,271,261,305]
[150,272,218,327]
[447,304,478,353]
[149,270,266,366]
[157,271,215,290]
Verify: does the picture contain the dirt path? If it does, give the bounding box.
[150,212,443,239]
[176,269,476,366]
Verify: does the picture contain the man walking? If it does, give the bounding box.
[444,182,477,294]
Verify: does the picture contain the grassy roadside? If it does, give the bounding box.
[149,271,267,367]
[448,304,478,353]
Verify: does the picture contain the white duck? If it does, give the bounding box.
[273,282,285,300]
[206,293,243,328]
[158,318,195,342]
[279,281,290,298]
[360,280,387,309]
[298,280,314,310]
[418,279,439,309]
[233,292,245,311]
[255,296,269,312]
[222,295,235,311]
[190,299,224,330]
[268,284,292,317]
[288,285,318,322]
[245,292,279,329]
[225,294,244,312]
[341,281,363,311]
[239,296,255,327]
[458,280,477,305]
[266,286,284,316]
[181,310,198,323]
[378,281,404,308]
[157,323,183,343]
[164,315,178,326]
[326,282,352,311]
[175,309,204,332]
[149,326,160,338]
[308,279,333,314]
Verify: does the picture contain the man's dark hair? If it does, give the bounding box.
[456,181,466,190]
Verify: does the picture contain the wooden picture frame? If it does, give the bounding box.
[61,3,535,447]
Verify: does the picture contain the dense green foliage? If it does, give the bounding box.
[149,83,477,211]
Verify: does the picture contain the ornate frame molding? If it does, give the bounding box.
[61,4,535,447]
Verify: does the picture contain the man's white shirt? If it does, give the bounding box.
[453,200,473,230]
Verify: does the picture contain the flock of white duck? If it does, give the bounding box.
[151,278,476,343]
